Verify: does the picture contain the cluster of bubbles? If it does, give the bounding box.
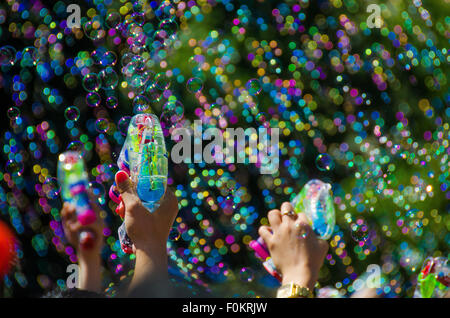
[0,0,448,298]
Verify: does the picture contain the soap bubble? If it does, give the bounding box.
[67,141,86,156]
[7,107,20,119]
[157,19,178,39]
[127,70,151,88]
[91,48,106,64]
[89,182,106,205]
[239,267,255,282]
[186,77,203,93]
[145,84,163,102]
[64,106,80,121]
[155,2,175,21]
[316,153,335,171]
[5,160,24,176]
[82,73,100,92]
[255,112,266,124]
[122,58,146,75]
[43,178,61,199]
[95,118,109,133]
[169,228,180,241]
[105,96,119,109]
[132,0,146,12]
[86,92,101,107]
[99,67,119,89]
[133,95,150,113]
[118,116,131,136]
[0,45,16,66]
[351,221,369,242]
[21,47,39,67]
[153,29,172,45]
[406,209,423,236]
[121,53,135,67]
[131,12,145,26]
[161,100,184,128]
[105,12,121,29]
[83,19,106,41]
[154,72,171,90]
[246,79,262,95]
[100,51,117,67]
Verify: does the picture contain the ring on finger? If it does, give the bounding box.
[281,210,295,217]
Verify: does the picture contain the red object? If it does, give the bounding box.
[121,243,134,254]
[0,221,16,277]
[421,262,432,277]
[115,201,125,218]
[115,170,129,184]
[79,230,96,250]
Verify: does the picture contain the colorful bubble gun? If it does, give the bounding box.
[414,257,449,298]
[109,114,168,254]
[57,151,97,250]
[250,179,335,281]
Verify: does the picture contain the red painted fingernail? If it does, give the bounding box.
[116,171,128,184]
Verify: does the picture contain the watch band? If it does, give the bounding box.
[277,282,314,298]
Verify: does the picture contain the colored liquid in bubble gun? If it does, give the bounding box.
[58,151,97,249]
[250,179,335,280]
[136,175,167,211]
[109,114,168,254]
[414,257,449,298]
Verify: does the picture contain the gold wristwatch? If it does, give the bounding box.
[277,282,314,298]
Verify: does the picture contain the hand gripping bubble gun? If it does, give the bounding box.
[109,114,168,254]
[58,151,97,250]
[414,257,449,298]
[249,179,335,281]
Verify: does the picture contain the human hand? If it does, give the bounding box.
[61,194,105,293]
[114,170,179,297]
[258,202,328,290]
[61,193,105,261]
[114,170,178,257]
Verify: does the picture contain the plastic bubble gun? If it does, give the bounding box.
[58,151,97,250]
[249,179,335,281]
[109,113,168,254]
[414,257,449,298]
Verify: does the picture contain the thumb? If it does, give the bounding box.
[115,170,137,204]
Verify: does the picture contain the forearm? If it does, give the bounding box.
[78,255,102,293]
[128,246,169,297]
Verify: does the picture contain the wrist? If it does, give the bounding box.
[281,267,317,291]
[134,244,167,271]
[133,240,166,258]
[77,251,102,267]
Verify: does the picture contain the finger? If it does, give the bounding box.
[267,209,282,229]
[87,189,103,217]
[155,188,178,225]
[258,225,273,243]
[61,202,76,223]
[115,200,125,218]
[68,221,82,235]
[318,239,329,256]
[115,170,138,207]
[296,212,310,225]
[280,202,295,222]
[294,212,315,239]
